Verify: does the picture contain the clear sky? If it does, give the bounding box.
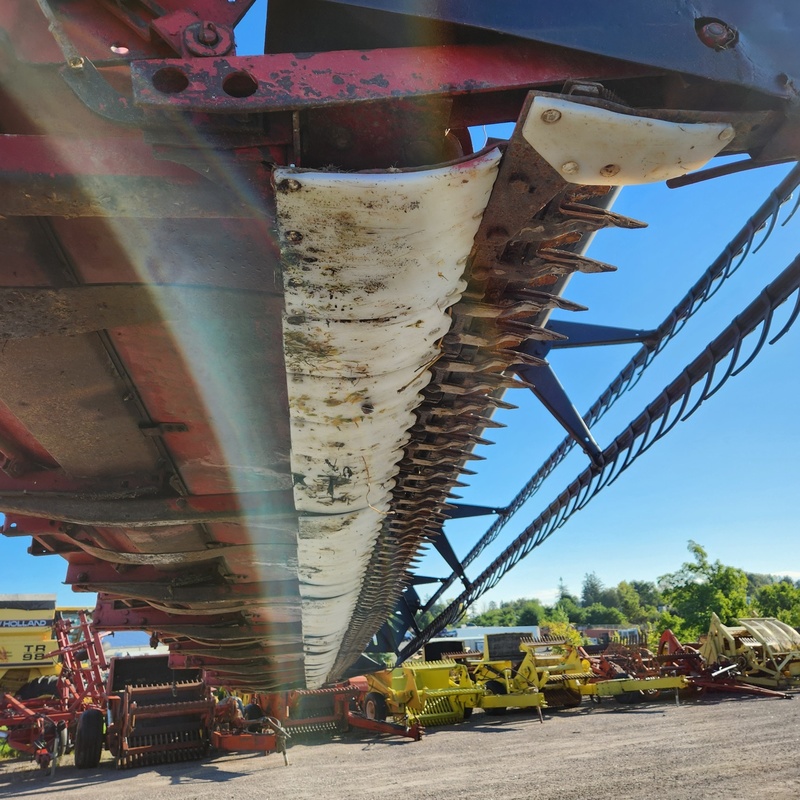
[2,4,797,615]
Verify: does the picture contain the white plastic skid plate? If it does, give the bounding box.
[523,96,734,186]
[275,150,501,686]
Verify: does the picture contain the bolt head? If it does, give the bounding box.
[541,109,562,124]
[704,22,728,39]
[561,161,580,175]
[697,20,737,50]
[600,163,621,177]
[718,127,735,142]
[197,22,220,45]
[285,230,304,243]
[279,178,302,192]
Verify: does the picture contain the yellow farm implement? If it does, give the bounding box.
[699,614,800,690]
[366,660,480,726]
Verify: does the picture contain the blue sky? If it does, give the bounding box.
[2,4,797,612]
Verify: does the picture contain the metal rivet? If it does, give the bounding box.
[561,161,580,175]
[600,163,621,177]
[68,56,85,71]
[541,109,562,124]
[718,127,735,142]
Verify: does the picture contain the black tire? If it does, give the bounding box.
[16,675,58,700]
[74,708,104,769]
[363,692,387,721]
[483,680,508,716]
[462,705,474,720]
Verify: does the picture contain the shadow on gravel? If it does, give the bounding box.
[0,757,255,795]
[285,731,417,748]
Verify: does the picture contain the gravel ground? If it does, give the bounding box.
[2,693,799,800]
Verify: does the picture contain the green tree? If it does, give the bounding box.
[551,595,583,624]
[746,571,779,598]
[416,600,450,631]
[542,620,583,648]
[581,603,627,625]
[630,580,663,609]
[470,603,517,627]
[468,597,548,628]
[598,586,621,610]
[616,581,642,620]
[659,541,749,639]
[755,581,800,627]
[651,609,689,648]
[557,578,579,605]
[518,599,546,626]
[581,572,605,606]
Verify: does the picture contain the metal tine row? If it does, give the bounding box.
[420,164,800,619]
[331,93,644,674]
[405,251,800,658]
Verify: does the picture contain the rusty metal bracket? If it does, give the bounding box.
[35,0,143,124]
[183,21,235,58]
[405,250,800,658]
[60,58,145,125]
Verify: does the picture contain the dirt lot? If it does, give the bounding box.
[2,693,799,800]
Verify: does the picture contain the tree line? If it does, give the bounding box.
[421,542,800,642]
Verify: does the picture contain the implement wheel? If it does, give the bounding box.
[74,708,104,769]
[363,692,387,721]
[16,675,58,700]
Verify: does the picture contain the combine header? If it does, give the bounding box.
[1,0,800,708]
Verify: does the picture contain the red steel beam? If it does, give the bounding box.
[131,42,653,113]
[0,135,279,217]
[0,490,297,528]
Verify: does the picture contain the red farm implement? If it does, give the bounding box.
[0,610,106,772]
